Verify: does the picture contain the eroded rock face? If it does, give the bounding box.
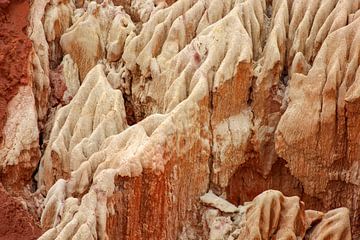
[0,0,40,192]
[0,1,43,238]
[1,0,360,239]
[36,0,360,238]
[275,3,360,230]
[39,64,128,191]
[0,86,39,189]
[201,190,352,240]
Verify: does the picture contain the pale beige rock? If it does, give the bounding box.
[61,54,80,104]
[44,0,74,66]
[28,0,51,124]
[38,64,127,191]
[0,86,40,189]
[306,208,352,240]
[60,1,121,80]
[31,50,50,125]
[200,191,238,213]
[106,9,136,62]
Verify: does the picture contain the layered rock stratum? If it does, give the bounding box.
[0,0,359,239]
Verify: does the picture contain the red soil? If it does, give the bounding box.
[0,184,42,240]
[0,0,32,143]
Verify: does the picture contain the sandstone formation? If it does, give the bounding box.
[0,1,44,239]
[0,0,41,192]
[0,0,359,239]
[202,190,352,240]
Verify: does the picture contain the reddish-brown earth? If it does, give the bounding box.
[0,0,42,238]
[0,0,32,142]
[0,184,42,240]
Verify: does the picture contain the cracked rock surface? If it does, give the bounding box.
[0,0,359,239]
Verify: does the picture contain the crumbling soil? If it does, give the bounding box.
[0,184,42,240]
[0,0,32,143]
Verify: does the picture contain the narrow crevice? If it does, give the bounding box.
[265,3,272,19]
[30,161,40,193]
[206,86,215,193]
[247,74,255,106]
[280,64,289,86]
[122,70,145,126]
[124,94,137,126]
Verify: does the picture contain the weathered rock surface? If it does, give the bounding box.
[37,0,360,238]
[202,190,351,240]
[28,0,51,125]
[0,184,42,240]
[0,0,40,192]
[275,2,360,231]
[1,0,360,239]
[0,0,46,237]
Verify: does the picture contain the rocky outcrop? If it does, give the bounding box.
[1,0,360,239]
[43,0,74,68]
[28,0,51,125]
[39,64,128,191]
[33,0,360,239]
[275,2,360,231]
[202,190,351,240]
[0,86,39,189]
[0,0,41,192]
